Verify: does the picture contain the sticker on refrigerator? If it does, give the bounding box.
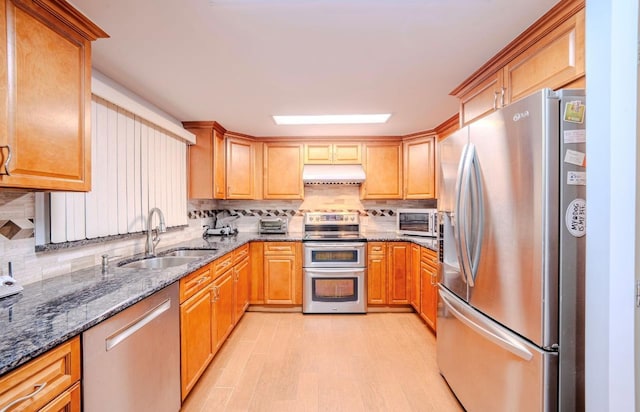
[564,150,586,167]
[565,198,586,237]
[567,171,586,186]
[564,129,586,144]
[564,101,586,124]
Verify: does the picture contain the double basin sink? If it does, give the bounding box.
[118,248,218,270]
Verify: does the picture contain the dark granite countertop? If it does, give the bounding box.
[0,231,435,376]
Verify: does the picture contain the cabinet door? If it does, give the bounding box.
[503,9,585,105]
[213,270,235,352]
[226,136,255,199]
[263,143,303,199]
[0,0,106,191]
[304,143,333,164]
[333,143,361,164]
[249,242,264,304]
[459,71,504,126]
[387,243,410,304]
[234,257,250,321]
[410,244,421,311]
[180,286,214,399]
[213,128,226,199]
[420,261,437,331]
[361,142,403,199]
[186,127,214,199]
[367,243,387,304]
[263,254,297,304]
[403,136,436,199]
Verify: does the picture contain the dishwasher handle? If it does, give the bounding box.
[105,298,171,351]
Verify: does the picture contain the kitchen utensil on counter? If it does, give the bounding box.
[0,262,22,299]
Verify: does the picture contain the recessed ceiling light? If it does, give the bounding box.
[272,114,391,125]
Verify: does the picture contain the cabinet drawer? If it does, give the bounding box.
[233,244,250,263]
[368,242,386,256]
[421,248,439,268]
[213,253,234,276]
[40,382,81,412]
[0,337,80,412]
[264,242,295,255]
[180,264,213,303]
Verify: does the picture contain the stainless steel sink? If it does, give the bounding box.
[162,249,216,257]
[119,256,197,269]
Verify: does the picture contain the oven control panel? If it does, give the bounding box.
[304,212,359,225]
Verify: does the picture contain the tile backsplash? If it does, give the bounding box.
[0,186,434,285]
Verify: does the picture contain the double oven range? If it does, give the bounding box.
[302,212,367,314]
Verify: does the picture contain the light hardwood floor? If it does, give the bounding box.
[181,312,463,412]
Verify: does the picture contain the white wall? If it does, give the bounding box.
[585,1,638,410]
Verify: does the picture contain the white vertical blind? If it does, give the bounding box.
[48,96,188,244]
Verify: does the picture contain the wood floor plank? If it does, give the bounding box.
[181,312,463,412]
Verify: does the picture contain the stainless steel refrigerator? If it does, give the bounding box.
[437,89,585,411]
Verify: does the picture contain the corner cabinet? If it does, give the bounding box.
[263,142,303,199]
[183,121,226,199]
[454,2,585,126]
[361,142,403,199]
[0,0,107,191]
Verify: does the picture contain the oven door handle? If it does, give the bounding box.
[304,268,365,274]
[303,243,366,249]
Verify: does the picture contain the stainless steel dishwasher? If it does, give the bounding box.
[83,282,180,412]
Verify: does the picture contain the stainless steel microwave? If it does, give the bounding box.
[397,208,437,237]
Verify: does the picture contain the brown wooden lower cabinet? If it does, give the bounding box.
[367,242,387,304]
[420,247,439,332]
[213,269,235,351]
[263,242,302,305]
[0,336,81,411]
[410,244,421,311]
[387,242,411,304]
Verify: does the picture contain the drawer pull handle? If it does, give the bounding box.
[196,276,208,285]
[0,382,47,412]
[0,145,11,176]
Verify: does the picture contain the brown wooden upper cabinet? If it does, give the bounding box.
[183,121,226,199]
[403,135,436,199]
[263,142,304,199]
[226,135,260,199]
[454,2,585,126]
[361,142,403,199]
[304,143,361,164]
[0,0,107,191]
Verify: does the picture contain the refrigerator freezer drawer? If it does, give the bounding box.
[437,286,558,412]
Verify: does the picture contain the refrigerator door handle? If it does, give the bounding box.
[459,144,476,287]
[439,285,534,361]
[454,144,470,284]
[468,147,485,284]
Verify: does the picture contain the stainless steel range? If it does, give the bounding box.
[302,212,367,314]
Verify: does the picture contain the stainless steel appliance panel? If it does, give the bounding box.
[557,90,586,411]
[437,286,558,412]
[438,127,470,300]
[303,268,366,313]
[83,282,180,412]
[303,242,366,268]
[466,90,559,348]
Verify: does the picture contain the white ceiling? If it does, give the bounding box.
[70,0,558,137]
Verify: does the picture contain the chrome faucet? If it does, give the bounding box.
[145,208,167,257]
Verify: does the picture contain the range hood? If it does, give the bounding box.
[302,164,366,185]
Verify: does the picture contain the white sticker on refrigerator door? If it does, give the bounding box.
[564,150,586,167]
[567,171,586,185]
[565,198,586,237]
[564,129,586,144]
